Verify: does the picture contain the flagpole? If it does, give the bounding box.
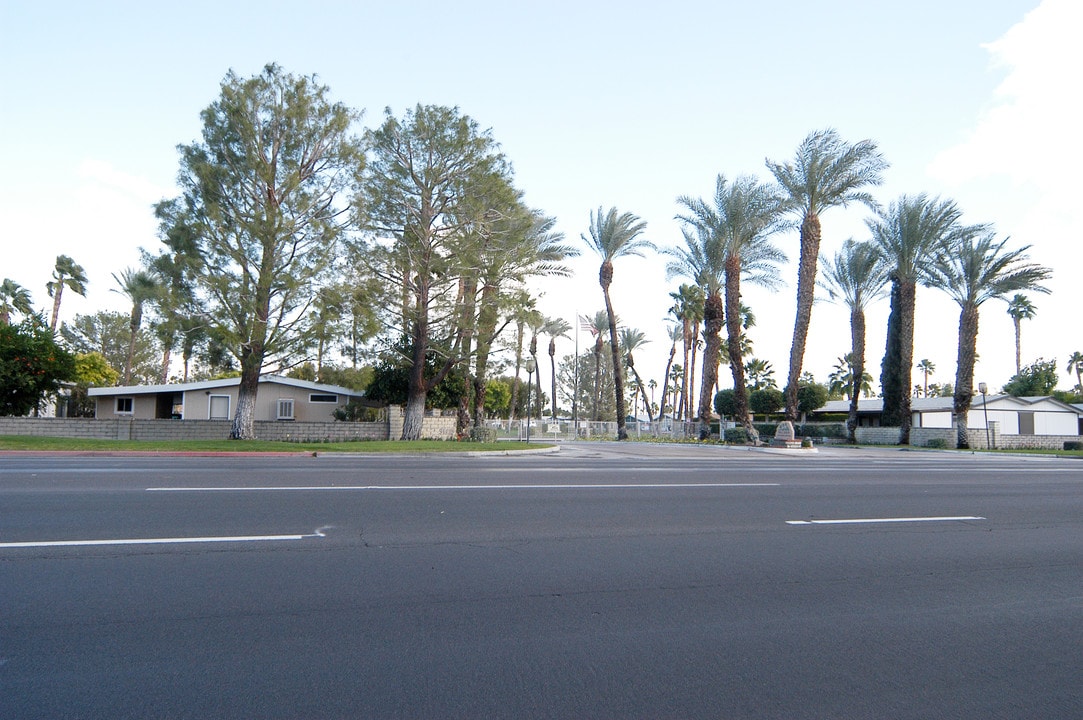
[573,311,579,438]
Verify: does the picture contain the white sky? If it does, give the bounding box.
[2,0,1079,396]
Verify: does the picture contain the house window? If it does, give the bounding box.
[116,397,134,414]
[277,398,295,420]
[208,395,230,420]
[309,393,338,403]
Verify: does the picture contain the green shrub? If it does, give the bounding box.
[724,427,749,444]
[1064,441,1083,451]
[925,438,949,449]
[468,426,497,443]
[801,437,814,448]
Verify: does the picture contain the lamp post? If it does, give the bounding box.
[978,382,991,449]
[524,357,536,443]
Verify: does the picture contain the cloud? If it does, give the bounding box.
[929,0,1083,200]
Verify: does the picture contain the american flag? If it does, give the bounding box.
[579,315,598,336]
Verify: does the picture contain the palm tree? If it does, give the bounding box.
[870,194,966,444]
[620,327,654,422]
[668,283,705,421]
[1006,294,1036,375]
[915,359,936,397]
[819,239,890,442]
[659,323,682,421]
[0,278,33,325]
[544,317,572,419]
[112,268,159,385]
[923,229,1051,448]
[47,254,88,332]
[581,207,651,440]
[767,129,888,422]
[743,357,777,390]
[1067,351,1083,394]
[675,175,786,440]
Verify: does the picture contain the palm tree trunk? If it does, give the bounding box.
[687,325,699,421]
[897,279,917,445]
[697,292,724,440]
[1013,317,1022,375]
[785,210,821,421]
[724,259,756,441]
[549,338,558,419]
[603,286,628,440]
[49,281,64,332]
[846,308,866,443]
[953,304,979,449]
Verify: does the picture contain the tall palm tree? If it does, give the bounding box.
[923,229,1051,448]
[47,254,88,332]
[525,308,546,420]
[620,327,654,422]
[544,317,572,419]
[870,194,966,444]
[819,239,890,441]
[767,129,888,422]
[659,323,682,421]
[675,175,786,440]
[0,278,33,325]
[1067,351,1083,393]
[112,268,159,385]
[1006,294,1036,375]
[668,282,705,421]
[581,207,651,440]
[915,359,936,397]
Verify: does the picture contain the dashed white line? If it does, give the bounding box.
[1,527,329,549]
[786,516,985,526]
[146,483,779,492]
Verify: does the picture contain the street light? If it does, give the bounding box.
[978,382,991,449]
[524,357,536,443]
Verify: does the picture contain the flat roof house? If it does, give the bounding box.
[88,375,365,423]
[813,395,1081,436]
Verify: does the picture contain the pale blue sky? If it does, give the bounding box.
[2,0,1079,395]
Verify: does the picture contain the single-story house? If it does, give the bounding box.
[88,375,365,422]
[813,395,1081,436]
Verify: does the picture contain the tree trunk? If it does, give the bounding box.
[785,210,821,421]
[953,303,979,449]
[402,282,430,440]
[847,307,865,444]
[697,292,724,440]
[1013,316,1022,375]
[602,284,627,440]
[49,281,64,333]
[725,259,756,441]
[230,345,262,440]
[472,284,499,427]
[549,338,558,419]
[896,279,917,445]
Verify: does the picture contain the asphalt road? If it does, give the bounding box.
[2,443,1082,719]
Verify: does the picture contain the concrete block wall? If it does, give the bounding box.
[0,417,390,442]
[387,406,458,440]
[253,420,388,442]
[854,426,903,445]
[911,427,958,448]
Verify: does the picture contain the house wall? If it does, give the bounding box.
[914,411,953,429]
[1034,412,1078,435]
[94,395,158,420]
[0,407,458,442]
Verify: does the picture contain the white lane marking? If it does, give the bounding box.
[146,483,779,492]
[786,516,985,526]
[1,527,329,549]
